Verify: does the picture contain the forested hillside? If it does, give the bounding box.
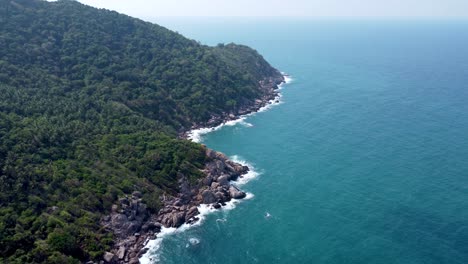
[0,0,282,262]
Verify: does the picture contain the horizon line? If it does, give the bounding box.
[143,16,468,21]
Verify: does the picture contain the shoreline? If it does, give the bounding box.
[140,156,259,264]
[183,74,289,142]
[187,73,291,143]
[101,73,289,264]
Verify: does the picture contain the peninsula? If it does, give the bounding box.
[0,0,283,263]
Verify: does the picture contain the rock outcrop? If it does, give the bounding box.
[101,148,249,263]
[100,191,157,264]
[155,148,249,229]
[101,192,150,240]
[102,74,285,264]
[182,74,285,136]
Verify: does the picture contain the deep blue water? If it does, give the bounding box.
[146,19,468,263]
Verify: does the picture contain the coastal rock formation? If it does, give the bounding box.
[0,0,289,261]
[229,186,247,199]
[103,75,285,263]
[102,148,249,263]
[155,148,249,229]
[184,75,285,135]
[103,252,116,263]
[101,192,150,240]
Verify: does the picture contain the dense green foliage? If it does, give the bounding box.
[0,0,280,262]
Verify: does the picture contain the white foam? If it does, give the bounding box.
[140,156,259,264]
[283,74,293,85]
[187,117,249,143]
[188,237,200,247]
[230,155,261,186]
[142,74,292,263]
[140,227,177,264]
[239,120,254,127]
[187,74,292,143]
[255,93,283,114]
[140,214,210,263]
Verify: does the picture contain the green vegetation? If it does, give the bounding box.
[0,0,281,262]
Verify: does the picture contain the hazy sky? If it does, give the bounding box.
[76,0,468,18]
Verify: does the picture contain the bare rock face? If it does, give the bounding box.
[214,191,226,201]
[217,175,230,186]
[185,206,199,221]
[229,186,247,199]
[153,148,251,229]
[159,211,178,228]
[202,176,213,186]
[170,212,185,227]
[103,252,116,263]
[201,149,249,203]
[117,246,126,260]
[102,195,149,240]
[206,148,217,159]
[211,182,220,189]
[141,222,162,233]
[103,148,251,264]
[102,72,285,264]
[201,189,217,204]
[100,192,153,264]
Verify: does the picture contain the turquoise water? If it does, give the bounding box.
[148,19,468,263]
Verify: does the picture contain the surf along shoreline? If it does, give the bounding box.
[101,72,290,264]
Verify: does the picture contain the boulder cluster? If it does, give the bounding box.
[100,192,160,264]
[157,148,249,228]
[185,75,285,132]
[100,148,249,263]
[99,75,286,263]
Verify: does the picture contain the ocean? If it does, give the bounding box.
[142,19,468,263]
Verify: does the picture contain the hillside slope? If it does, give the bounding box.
[0,0,283,262]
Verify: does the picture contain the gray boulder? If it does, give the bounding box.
[186,206,199,221]
[229,186,247,199]
[202,176,213,186]
[211,182,220,189]
[217,175,230,186]
[129,257,139,264]
[117,246,126,260]
[201,190,217,204]
[215,191,227,202]
[132,191,142,198]
[161,212,185,228]
[103,252,116,263]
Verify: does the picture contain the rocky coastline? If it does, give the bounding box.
[182,74,286,137]
[97,73,286,264]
